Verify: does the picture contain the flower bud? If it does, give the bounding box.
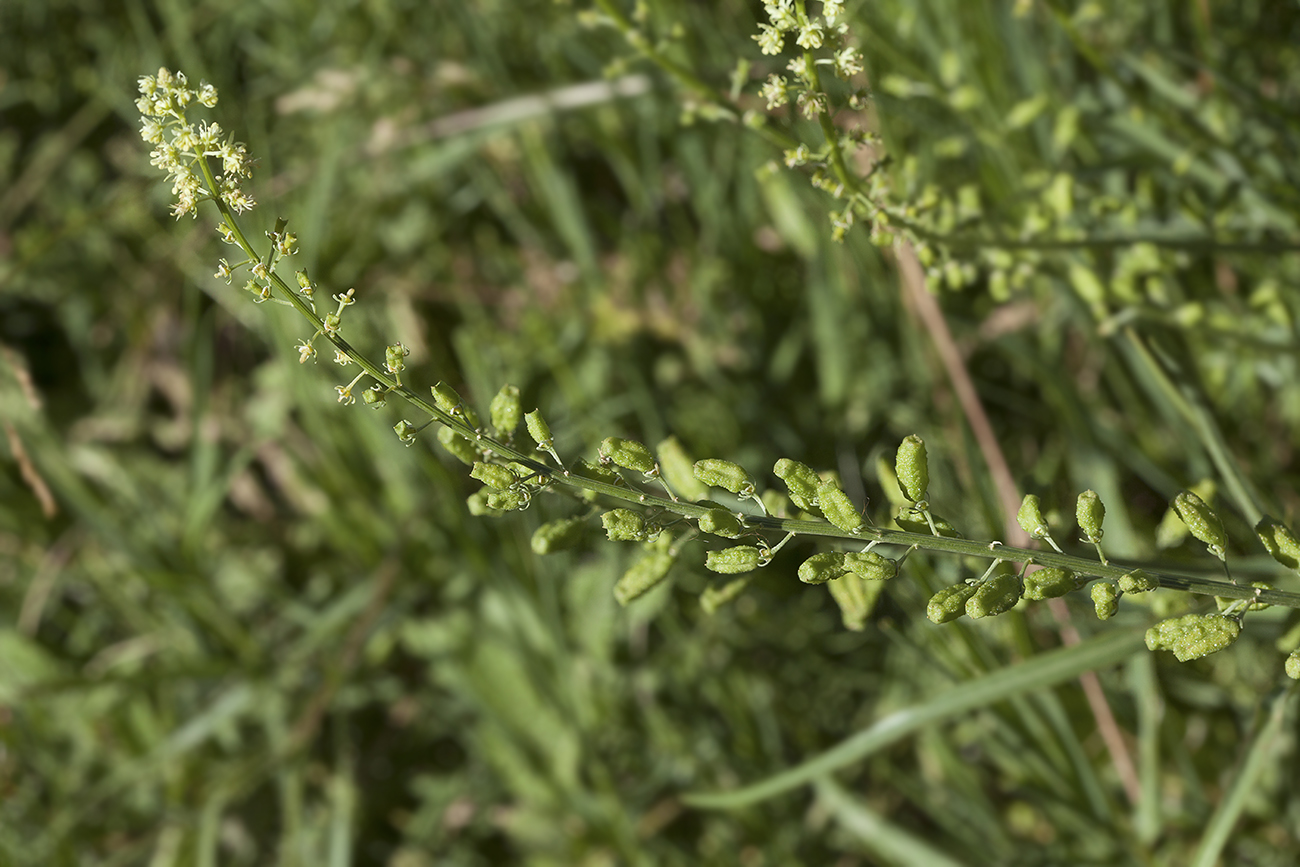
[1118,569,1158,594]
[437,426,477,465]
[531,518,586,555]
[842,551,895,581]
[614,545,676,605]
[895,435,929,504]
[966,572,1022,619]
[1076,490,1105,543]
[471,461,517,491]
[525,410,553,449]
[698,508,745,539]
[1144,613,1240,662]
[486,489,527,511]
[798,552,847,585]
[1091,582,1119,620]
[1256,517,1300,571]
[927,582,979,624]
[818,481,862,533]
[705,546,763,574]
[1173,491,1227,560]
[601,509,648,542]
[774,458,820,511]
[1017,494,1051,540]
[1021,566,1077,601]
[693,459,756,496]
[600,437,656,474]
[490,385,522,437]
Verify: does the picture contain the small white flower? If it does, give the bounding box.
[764,0,798,31]
[753,24,784,56]
[796,22,824,50]
[759,75,791,109]
[834,47,864,78]
[197,81,218,108]
[823,0,845,24]
[296,341,317,364]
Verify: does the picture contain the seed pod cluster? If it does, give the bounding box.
[927,582,979,624]
[1076,490,1105,544]
[1017,494,1051,540]
[698,508,745,539]
[693,459,756,496]
[966,572,1022,619]
[798,552,846,585]
[1118,570,1158,594]
[774,458,820,512]
[600,437,656,474]
[1022,566,1076,601]
[490,384,522,438]
[471,461,517,491]
[843,551,896,581]
[525,410,553,450]
[818,481,862,533]
[1091,582,1119,620]
[1256,517,1300,571]
[1144,613,1241,662]
[1172,491,1227,560]
[602,508,648,542]
[706,546,763,574]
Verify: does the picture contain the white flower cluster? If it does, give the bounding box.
[137,68,254,218]
[752,1,863,111]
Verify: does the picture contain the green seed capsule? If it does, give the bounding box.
[525,410,553,449]
[465,488,500,517]
[842,551,896,581]
[431,382,462,416]
[1022,566,1076,601]
[966,572,1022,619]
[1172,491,1227,560]
[614,548,676,606]
[927,582,980,624]
[437,426,478,465]
[600,437,656,474]
[894,511,960,538]
[1118,569,1158,594]
[490,385,522,437]
[818,481,863,533]
[1017,494,1051,540]
[1286,651,1300,681]
[1076,490,1105,544]
[1256,517,1300,571]
[601,509,647,542]
[774,458,821,511]
[1144,613,1241,662]
[1091,582,1119,620]
[693,459,756,496]
[486,489,527,511]
[471,461,517,491]
[798,552,847,585]
[531,518,586,555]
[895,435,929,504]
[705,546,763,574]
[698,508,745,539]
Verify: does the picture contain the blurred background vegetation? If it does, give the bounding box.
[1,0,1298,864]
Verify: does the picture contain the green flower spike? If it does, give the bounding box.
[600,437,657,474]
[774,458,821,512]
[895,435,929,505]
[1144,613,1241,662]
[531,518,586,555]
[927,582,980,624]
[1022,566,1077,601]
[602,508,648,542]
[1091,582,1120,620]
[1076,489,1107,563]
[471,461,518,491]
[705,546,764,574]
[489,385,522,439]
[818,481,863,533]
[966,572,1022,619]
[437,426,478,465]
[1255,517,1300,572]
[843,551,896,581]
[614,536,677,605]
[798,552,847,585]
[1173,491,1228,561]
[1017,494,1062,553]
[698,508,745,539]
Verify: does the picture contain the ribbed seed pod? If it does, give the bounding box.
[599,437,656,474]
[489,385,522,438]
[1172,491,1228,560]
[698,508,745,539]
[774,458,821,512]
[525,410,553,449]
[1022,566,1076,600]
[818,481,863,533]
[1144,613,1241,662]
[927,582,979,624]
[1256,517,1300,571]
[531,518,586,555]
[693,459,756,496]
[895,435,929,504]
[486,489,527,511]
[1017,494,1051,540]
[601,509,647,542]
[842,551,896,581]
[798,552,847,585]
[1091,582,1119,620]
[437,426,478,465]
[966,572,1022,619]
[705,546,763,574]
[1076,490,1105,543]
[614,546,676,606]
[471,461,517,491]
[1118,570,1158,594]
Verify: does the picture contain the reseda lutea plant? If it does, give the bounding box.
[137,68,1300,679]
